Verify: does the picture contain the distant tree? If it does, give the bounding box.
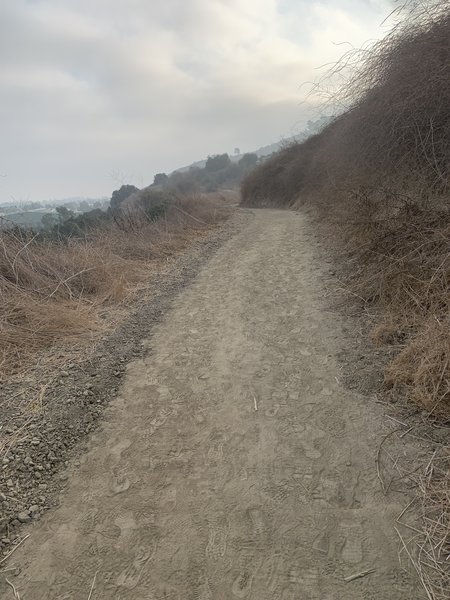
[138,190,174,221]
[238,153,258,169]
[234,147,240,155]
[23,201,42,211]
[169,171,199,195]
[41,213,57,229]
[55,206,74,223]
[205,154,231,172]
[153,173,169,186]
[110,184,139,213]
[64,200,78,210]
[76,208,109,230]
[56,218,82,237]
[78,199,91,212]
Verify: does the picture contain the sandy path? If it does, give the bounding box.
[6,210,421,599]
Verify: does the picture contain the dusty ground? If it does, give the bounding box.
[0,210,242,544]
[2,209,426,599]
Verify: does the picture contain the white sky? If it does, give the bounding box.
[0,0,395,201]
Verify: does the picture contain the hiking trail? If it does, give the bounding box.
[6,210,421,599]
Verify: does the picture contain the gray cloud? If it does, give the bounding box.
[0,0,394,200]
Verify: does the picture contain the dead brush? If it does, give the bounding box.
[340,205,450,415]
[387,318,450,417]
[397,449,450,600]
[0,193,232,376]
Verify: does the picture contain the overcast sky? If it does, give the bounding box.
[0,0,395,202]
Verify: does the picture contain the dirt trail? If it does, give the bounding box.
[5,210,422,599]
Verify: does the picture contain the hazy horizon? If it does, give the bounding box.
[1,0,395,202]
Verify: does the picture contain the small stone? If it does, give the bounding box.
[30,439,40,446]
[1,538,10,545]
[17,512,31,524]
[61,371,69,377]
[6,479,13,488]
[346,461,352,467]
[34,472,42,479]
[29,505,39,516]
[38,484,48,491]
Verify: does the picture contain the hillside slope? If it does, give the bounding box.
[242,2,450,418]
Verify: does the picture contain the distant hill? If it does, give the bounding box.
[172,116,332,175]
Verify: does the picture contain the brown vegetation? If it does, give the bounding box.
[0,193,232,376]
[242,1,450,418]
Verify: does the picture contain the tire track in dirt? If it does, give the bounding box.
[3,209,422,599]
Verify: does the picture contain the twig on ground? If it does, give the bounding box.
[0,535,30,565]
[376,428,402,494]
[5,578,20,599]
[87,570,99,600]
[344,568,376,582]
[395,526,434,600]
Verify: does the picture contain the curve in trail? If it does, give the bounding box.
[9,210,421,599]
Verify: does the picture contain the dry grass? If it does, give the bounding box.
[0,193,232,377]
[396,449,450,600]
[387,319,450,416]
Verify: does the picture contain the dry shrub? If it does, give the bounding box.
[242,0,450,211]
[416,452,450,599]
[387,318,450,415]
[0,233,132,374]
[397,450,450,600]
[0,193,232,375]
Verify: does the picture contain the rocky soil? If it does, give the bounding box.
[0,210,247,557]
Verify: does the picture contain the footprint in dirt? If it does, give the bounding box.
[116,546,154,590]
[206,528,228,561]
[231,554,262,598]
